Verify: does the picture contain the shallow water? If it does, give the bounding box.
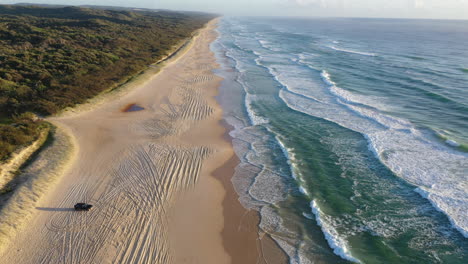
[214,17,468,263]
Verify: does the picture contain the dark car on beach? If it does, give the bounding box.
[74,203,93,211]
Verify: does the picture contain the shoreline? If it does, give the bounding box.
[167,19,287,263]
[0,18,272,263]
[0,17,288,263]
[215,120,289,263]
[210,20,289,262]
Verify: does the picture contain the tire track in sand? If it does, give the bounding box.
[37,144,212,264]
[1,20,223,264]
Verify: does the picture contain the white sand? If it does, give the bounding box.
[0,20,233,264]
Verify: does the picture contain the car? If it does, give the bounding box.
[74,203,93,211]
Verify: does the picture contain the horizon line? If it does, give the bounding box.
[6,2,468,21]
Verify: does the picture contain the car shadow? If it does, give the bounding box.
[36,207,75,212]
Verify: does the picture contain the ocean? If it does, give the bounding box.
[212,17,468,263]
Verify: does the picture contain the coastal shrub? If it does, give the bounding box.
[0,113,44,161]
[0,5,215,160]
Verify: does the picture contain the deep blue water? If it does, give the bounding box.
[213,17,468,263]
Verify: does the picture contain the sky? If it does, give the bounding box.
[1,0,467,19]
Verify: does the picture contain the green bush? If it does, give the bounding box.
[0,5,215,160]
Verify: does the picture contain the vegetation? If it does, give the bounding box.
[0,5,214,161]
[0,112,47,160]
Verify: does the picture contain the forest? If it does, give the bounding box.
[0,5,215,160]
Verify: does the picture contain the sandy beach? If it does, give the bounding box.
[0,19,286,263]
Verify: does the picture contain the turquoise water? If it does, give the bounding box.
[213,17,468,263]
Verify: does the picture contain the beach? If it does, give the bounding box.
[1,13,466,264]
[0,19,284,263]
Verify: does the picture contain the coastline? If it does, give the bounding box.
[215,121,288,263]
[0,18,286,263]
[167,20,287,263]
[209,16,468,263]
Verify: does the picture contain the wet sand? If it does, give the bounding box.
[0,19,286,264]
[215,121,288,264]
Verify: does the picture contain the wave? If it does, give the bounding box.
[248,38,468,238]
[276,136,298,179]
[271,64,468,238]
[446,139,461,147]
[258,39,281,52]
[258,39,270,48]
[415,187,468,238]
[253,52,468,240]
[320,71,414,131]
[216,29,340,263]
[302,212,314,220]
[218,19,468,264]
[435,130,468,151]
[299,186,309,196]
[220,44,270,126]
[245,93,269,125]
[328,45,377,56]
[310,200,361,263]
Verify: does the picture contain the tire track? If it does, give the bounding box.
[36,144,213,263]
[5,23,223,264]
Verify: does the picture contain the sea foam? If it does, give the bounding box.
[310,200,361,263]
[328,45,377,56]
[217,17,468,264]
[266,56,468,238]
